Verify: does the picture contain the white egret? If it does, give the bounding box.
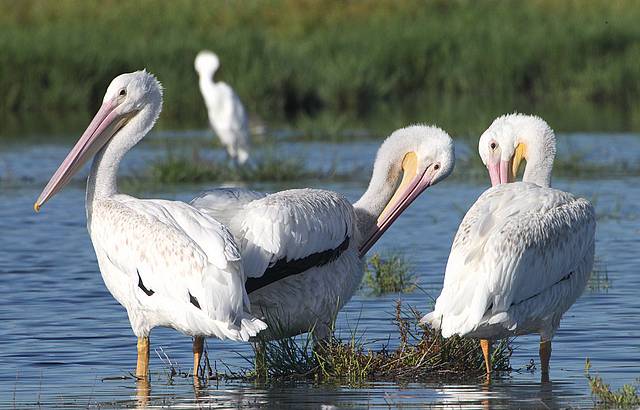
[195,50,251,166]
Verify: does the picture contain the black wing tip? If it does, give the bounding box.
[137,270,155,296]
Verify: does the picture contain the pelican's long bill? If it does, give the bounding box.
[490,143,526,187]
[490,159,514,187]
[358,152,432,257]
[34,97,132,212]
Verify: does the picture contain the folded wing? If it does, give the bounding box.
[424,182,595,337]
[192,188,356,287]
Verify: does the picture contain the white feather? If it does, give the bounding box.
[192,126,457,341]
[423,183,595,340]
[193,188,354,278]
[423,114,596,344]
[90,195,266,340]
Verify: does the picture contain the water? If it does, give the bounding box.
[1,133,639,408]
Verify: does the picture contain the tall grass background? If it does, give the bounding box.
[2,0,640,137]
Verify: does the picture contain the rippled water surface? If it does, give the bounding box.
[1,133,639,408]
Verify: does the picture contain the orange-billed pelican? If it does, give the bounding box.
[33,71,266,378]
[192,125,455,342]
[195,50,250,165]
[422,114,595,381]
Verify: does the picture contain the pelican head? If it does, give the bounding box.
[479,113,556,187]
[194,50,220,77]
[359,125,455,255]
[34,70,163,211]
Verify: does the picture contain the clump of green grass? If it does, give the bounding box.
[250,154,319,182]
[585,359,640,407]
[362,253,416,296]
[254,333,317,381]
[252,301,512,385]
[552,153,640,178]
[148,151,323,184]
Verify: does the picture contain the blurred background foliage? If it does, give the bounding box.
[2,0,640,137]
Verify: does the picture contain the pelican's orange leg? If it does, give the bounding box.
[136,377,151,407]
[480,339,491,381]
[136,336,150,379]
[193,336,204,379]
[540,340,551,382]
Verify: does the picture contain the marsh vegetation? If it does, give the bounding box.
[362,253,416,296]
[148,151,323,184]
[585,359,640,407]
[4,0,640,137]
[250,301,511,385]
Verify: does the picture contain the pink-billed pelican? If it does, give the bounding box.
[33,71,266,378]
[191,125,455,343]
[422,114,595,381]
[195,50,250,165]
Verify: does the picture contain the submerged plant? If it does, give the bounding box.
[587,260,611,292]
[251,301,512,385]
[153,346,191,382]
[362,253,416,296]
[585,359,640,407]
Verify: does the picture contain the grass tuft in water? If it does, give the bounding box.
[362,253,416,296]
[552,152,640,178]
[251,301,512,385]
[585,359,640,406]
[148,150,322,184]
[153,346,190,382]
[254,334,318,381]
[587,261,611,293]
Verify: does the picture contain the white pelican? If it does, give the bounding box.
[191,125,455,343]
[34,71,266,378]
[422,114,595,381]
[194,50,251,166]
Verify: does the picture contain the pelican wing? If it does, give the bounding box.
[192,187,266,231]
[192,188,355,281]
[426,182,595,337]
[90,196,265,340]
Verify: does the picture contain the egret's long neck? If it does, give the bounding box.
[198,70,219,109]
[353,161,399,245]
[86,103,159,208]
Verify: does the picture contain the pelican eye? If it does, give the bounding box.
[490,142,497,150]
[119,88,126,97]
[433,164,440,170]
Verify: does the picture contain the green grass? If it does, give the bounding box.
[585,359,640,407]
[127,140,640,188]
[251,301,512,385]
[552,153,640,178]
[147,150,330,184]
[362,253,416,296]
[3,0,640,138]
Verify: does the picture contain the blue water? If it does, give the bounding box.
[1,134,639,408]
